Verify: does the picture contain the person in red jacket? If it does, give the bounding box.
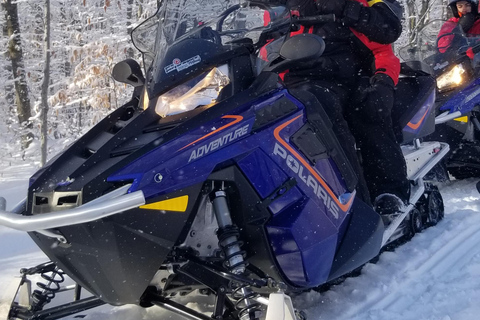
[438,0,480,56]
[284,0,409,219]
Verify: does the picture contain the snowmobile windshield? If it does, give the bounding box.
[131,0,291,114]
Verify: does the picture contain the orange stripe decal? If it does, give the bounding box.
[273,116,355,213]
[407,108,429,130]
[179,115,243,151]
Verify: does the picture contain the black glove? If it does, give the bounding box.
[315,0,347,17]
[459,12,476,33]
[357,73,395,123]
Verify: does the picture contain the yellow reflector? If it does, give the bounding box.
[140,195,188,212]
[453,116,468,123]
[142,88,149,110]
[367,0,384,6]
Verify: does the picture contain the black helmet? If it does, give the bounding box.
[449,0,479,18]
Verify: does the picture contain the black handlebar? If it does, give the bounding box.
[292,14,336,26]
[472,43,480,54]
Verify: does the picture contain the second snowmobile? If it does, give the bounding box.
[0,1,447,319]
[400,19,480,179]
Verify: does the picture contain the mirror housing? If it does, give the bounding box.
[264,34,325,73]
[112,59,145,87]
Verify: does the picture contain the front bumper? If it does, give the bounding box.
[0,184,145,233]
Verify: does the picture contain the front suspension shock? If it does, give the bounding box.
[211,189,246,275]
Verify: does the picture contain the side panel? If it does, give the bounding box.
[238,111,356,287]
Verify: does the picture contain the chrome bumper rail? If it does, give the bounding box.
[0,185,145,232]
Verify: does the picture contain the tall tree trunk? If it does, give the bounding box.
[2,0,33,149]
[2,25,14,113]
[126,0,135,58]
[41,0,51,166]
[417,0,432,36]
[442,0,449,20]
[137,0,144,19]
[407,0,417,44]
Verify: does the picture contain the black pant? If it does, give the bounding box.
[345,105,410,202]
[293,80,409,204]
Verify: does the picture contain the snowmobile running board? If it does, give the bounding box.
[382,141,450,246]
[0,184,145,234]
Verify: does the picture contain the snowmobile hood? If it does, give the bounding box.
[131,0,291,101]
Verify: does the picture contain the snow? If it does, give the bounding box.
[0,163,479,320]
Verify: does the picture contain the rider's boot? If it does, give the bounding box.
[373,193,407,225]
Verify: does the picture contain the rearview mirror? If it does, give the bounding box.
[264,34,325,73]
[112,59,145,87]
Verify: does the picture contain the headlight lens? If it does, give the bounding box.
[437,65,465,91]
[154,64,229,117]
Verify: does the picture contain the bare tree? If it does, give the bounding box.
[2,0,33,149]
[40,0,51,166]
[138,0,144,19]
[404,0,449,44]
[126,0,135,57]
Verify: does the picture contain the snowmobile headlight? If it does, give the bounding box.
[437,65,465,91]
[154,64,230,117]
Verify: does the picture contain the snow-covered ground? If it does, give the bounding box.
[0,164,479,320]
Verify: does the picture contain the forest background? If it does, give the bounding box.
[0,0,451,170]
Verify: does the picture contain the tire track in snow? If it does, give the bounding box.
[335,213,480,320]
[378,223,480,313]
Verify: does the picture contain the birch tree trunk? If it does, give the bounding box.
[126,0,135,57]
[40,0,51,166]
[2,0,33,149]
[417,0,433,37]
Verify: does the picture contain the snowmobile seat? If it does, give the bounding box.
[392,62,436,145]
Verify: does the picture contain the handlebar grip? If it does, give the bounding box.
[472,43,480,54]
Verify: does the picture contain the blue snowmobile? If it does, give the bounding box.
[0,2,448,319]
[400,19,480,179]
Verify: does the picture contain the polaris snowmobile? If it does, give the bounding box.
[400,19,480,179]
[0,2,448,319]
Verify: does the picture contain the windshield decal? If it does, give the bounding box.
[433,61,448,71]
[165,55,202,74]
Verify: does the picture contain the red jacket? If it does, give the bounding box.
[438,17,480,56]
[260,0,401,85]
[350,0,400,85]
